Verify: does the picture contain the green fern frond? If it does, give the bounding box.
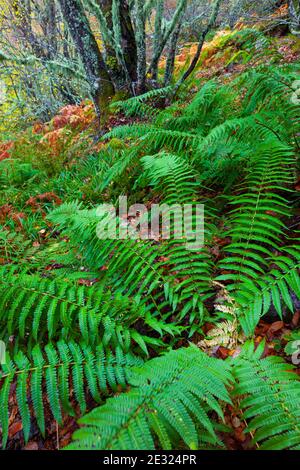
[48,198,213,329]
[0,266,172,353]
[236,246,300,333]
[103,124,198,153]
[0,341,142,448]
[141,152,198,205]
[232,341,300,450]
[216,138,296,334]
[67,346,232,450]
[110,86,173,117]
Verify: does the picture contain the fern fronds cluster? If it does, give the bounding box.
[67,341,300,451]
[67,346,232,450]
[216,139,297,334]
[232,341,300,450]
[43,65,300,341]
[110,86,173,117]
[0,341,141,447]
[0,266,182,355]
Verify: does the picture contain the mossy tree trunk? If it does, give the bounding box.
[98,0,137,89]
[136,0,147,94]
[173,0,222,95]
[58,0,115,123]
[148,0,188,82]
[151,0,164,82]
[289,0,300,36]
[164,19,183,86]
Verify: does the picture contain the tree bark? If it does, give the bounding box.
[136,0,147,94]
[228,0,241,30]
[151,0,164,81]
[98,0,137,88]
[173,0,222,95]
[148,0,188,78]
[58,0,115,121]
[12,0,47,58]
[288,0,300,36]
[164,19,182,87]
[118,0,137,83]
[37,0,59,59]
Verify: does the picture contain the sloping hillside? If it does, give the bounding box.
[0,25,300,451]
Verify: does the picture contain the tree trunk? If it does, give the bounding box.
[98,0,137,89]
[288,0,300,36]
[173,0,222,95]
[164,19,182,87]
[228,0,241,30]
[148,0,188,78]
[12,0,47,58]
[44,1,58,59]
[152,0,164,81]
[136,0,147,94]
[118,0,137,83]
[58,0,115,122]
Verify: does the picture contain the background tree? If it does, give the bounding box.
[0,0,87,124]
[289,0,300,35]
[58,0,115,121]
[173,0,222,94]
[0,0,294,126]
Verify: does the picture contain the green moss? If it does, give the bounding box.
[105,137,127,150]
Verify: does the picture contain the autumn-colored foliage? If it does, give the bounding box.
[26,192,62,213]
[0,141,14,161]
[0,204,26,228]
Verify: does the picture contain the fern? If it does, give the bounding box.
[103,124,198,154]
[236,246,300,334]
[241,67,300,116]
[232,341,300,450]
[141,152,198,205]
[67,346,232,450]
[48,201,213,328]
[164,81,233,133]
[2,46,300,451]
[140,151,214,326]
[0,341,142,448]
[110,86,173,117]
[0,230,37,264]
[0,266,179,354]
[216,138,296,334]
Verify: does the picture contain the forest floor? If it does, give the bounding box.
[1,25,300,450]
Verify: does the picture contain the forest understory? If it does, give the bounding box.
[0,0,300,453]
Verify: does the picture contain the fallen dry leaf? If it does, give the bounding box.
[23,441,39,450]
[9,421,23,438]
[268,321,284,336]
[292,311,300,328]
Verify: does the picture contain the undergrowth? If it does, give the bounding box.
[0,28,300,450]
